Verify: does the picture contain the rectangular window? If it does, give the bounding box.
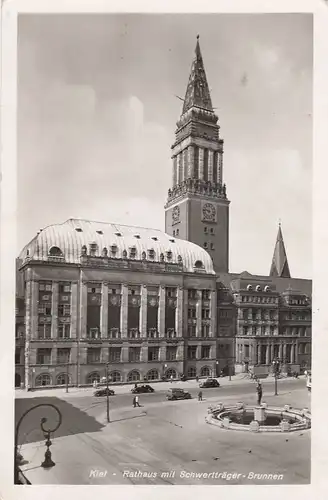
[188,324,196,337]
[201,346,211,359]
[39,282,52,292]
[38,303,52,315]
[87,328,100,339]
[38,324,51,339]
[15,348,21,364]
[59,283,71,293]
[202,290,210,301]
[128,328,141,339]
[57,348,70,364]
[87,348,101,363]
[148,347,160,361]
[188,346,197,360]
[58,324,70,339]
[188,308,196,319]
[129,347,141,362]
[165,328,176,338]
[166,346,177,361]
[201,324,210,337]
[109,347,121,362]
[202,308,210,319]
[108,328,121,339]
[36,348,52,365]
[188,289,197,300]
[58,304,71,316]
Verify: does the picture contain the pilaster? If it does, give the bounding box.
[140,285,148,337]
[196,290,202,337]
[120,284,128,338]
[257,344,261,364]
[199,147,204,180]
[187,145,194,178]
[209,290,216,337]
[208,150,214,182]
[218,151,223,184]
[177,153,182,184]
[100,282,109,338]
[172,156,177,187]
[80,282,87,339]
[175,287,183,337]
[158,286,165,337]
[71,282,78,339]
[51,282,59,339]
[266,344,270,364]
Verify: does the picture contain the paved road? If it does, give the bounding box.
[15,378,306,446]
[18,382,310,485]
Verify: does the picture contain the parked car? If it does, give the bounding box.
[199,378,220,388]
[131,384,155,394]
[94,388,115,397]
[166,388,192,400]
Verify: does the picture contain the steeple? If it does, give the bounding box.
[182,35,213,114]
[270,223,291,278]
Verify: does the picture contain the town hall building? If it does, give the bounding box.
[15,38,311,389]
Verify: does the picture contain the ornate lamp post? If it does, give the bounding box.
[272,358,280,396]
[14,403,62,484]
[215,360,219,378]
[163,363,167,380]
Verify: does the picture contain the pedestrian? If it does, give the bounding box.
[135,395,141,407]
[170,375,173,383]
[196,375,199,383]
[198,390,203,402]
[133,396,136,408]
[256,382,263,405]
[134,383,138,390]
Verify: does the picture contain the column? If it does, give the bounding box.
[177,153,182,184]
[291,343,295,363]
[172,156,177,187]
[24,280,38,389]
[279,343,283,360]
[51,282,59,339]
[199,148,204,180]
[177,343,184,361]
[100,282,108,338]
[283,343,287,363]
[182,150,188,181]
[208,150,214,183]
[70,282,78,339]
[209,290,216,338]
[218,151,223,184]
[252,343,257,365]
[158,286,166,337]
[257,344,261,364]
[120,284,128,338]
[187,145,194,178]
[196,345,202,360]
[80,283,87,339]
[139,285,148,337]
[270,344,274,362]
[196,290,202,337]
[175,287,183,337]
[294,343,298,364]
[266,344,270,364]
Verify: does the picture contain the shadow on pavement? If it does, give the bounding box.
[15,397,104,445]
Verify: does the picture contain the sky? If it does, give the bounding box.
[17,13,313,278]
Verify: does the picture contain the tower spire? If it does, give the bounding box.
[270,223,291,278]
[182,36,213,114]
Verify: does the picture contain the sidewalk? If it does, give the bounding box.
[15,374,306,399]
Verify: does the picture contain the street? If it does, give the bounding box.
[15,378,311,485]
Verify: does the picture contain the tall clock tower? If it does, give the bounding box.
[165,37,230,273]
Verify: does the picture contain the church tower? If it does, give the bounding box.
[164,37,230,273]
[269,223,291,278]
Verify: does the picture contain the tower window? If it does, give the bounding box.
[204,242,208,249]
[210,228,214,235]
[173,230,175,236]
[176,229,179,236]
[204,227,208,234]
[210,243,215,250]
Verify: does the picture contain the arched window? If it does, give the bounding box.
[187,366,197,378]
[146,369,159,381]
[48,246,63,257]
[110,371,122,383]
[247,285,253,291]
[264,285,271,292]
[255,285,261,292]
[194,260,204,269]
[56,373,71,386]
[35,373,52,387]
[165,368,177,379]
[127,370,141,382]
[200,366,211,378]
[86,372,100,384]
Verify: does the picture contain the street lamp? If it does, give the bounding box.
[14,403,62,484]
[163,363,167,380]
[272,358,280,396]
[215,360,219,378]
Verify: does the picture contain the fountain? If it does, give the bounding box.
[205,402,311,433]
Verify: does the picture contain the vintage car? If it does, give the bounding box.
[94,388,115,397]
[166,388,192,400]
[199,378,220,388]
[131,384,155,394]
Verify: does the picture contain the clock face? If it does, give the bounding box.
[202,203,216,222]
[172,206,180,224]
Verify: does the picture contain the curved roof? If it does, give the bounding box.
[19,218,215,275]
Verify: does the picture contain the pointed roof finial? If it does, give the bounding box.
[182,37,213,114]
[269,223,291,278]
